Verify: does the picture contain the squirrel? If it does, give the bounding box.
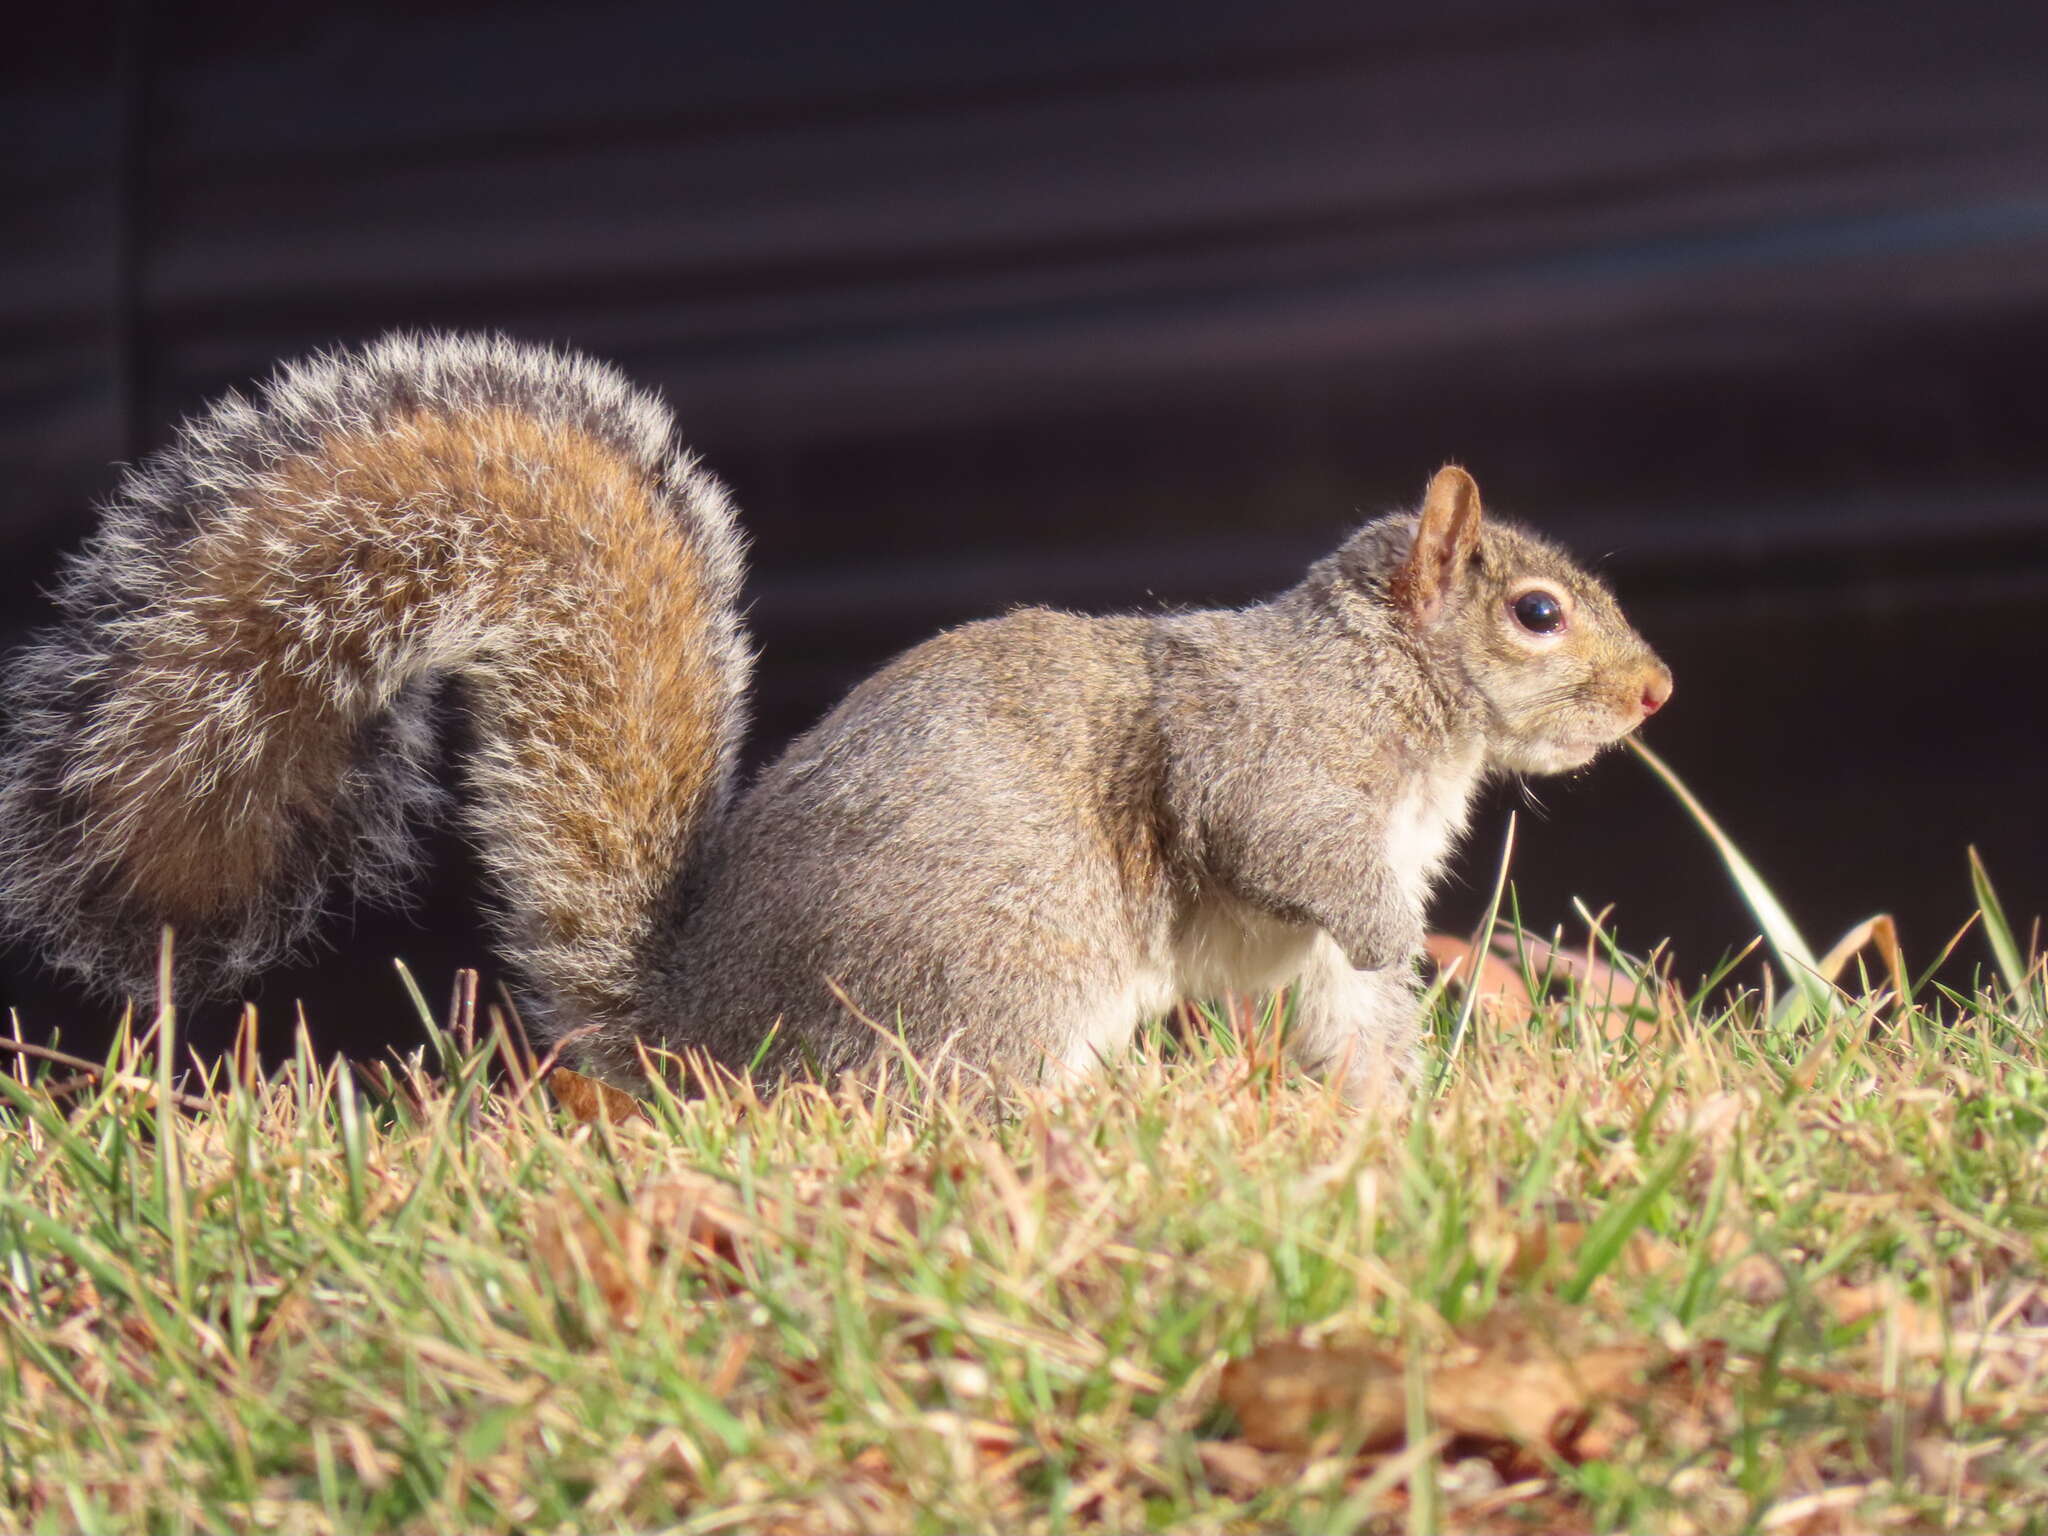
[0,333,1671,1097]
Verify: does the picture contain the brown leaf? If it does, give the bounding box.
[1197,1439,1297,1497]
[1218,1341,1408,1454]
[1429,1344,1655,1457]
[1568,1404,1642,1463]
[1220,1321,1672,1464]
[547,1067,649,1124]
[1424,935,1540,1012]
[1424,931,1680,1040]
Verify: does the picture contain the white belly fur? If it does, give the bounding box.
[1061,744,1485,1073]
[1060,899,1310,1072]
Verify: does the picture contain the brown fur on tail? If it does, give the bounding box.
[0,334,750,1031]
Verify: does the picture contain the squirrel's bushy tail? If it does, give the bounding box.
[0,333,751,1032]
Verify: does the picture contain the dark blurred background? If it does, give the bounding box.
[6,0,2046,1053]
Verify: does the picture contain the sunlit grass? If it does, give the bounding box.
[1,753,2044,1534]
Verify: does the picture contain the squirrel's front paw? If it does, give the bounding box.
[1334,904,1425,974]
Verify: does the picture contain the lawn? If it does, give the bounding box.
[2,778,2044,1533]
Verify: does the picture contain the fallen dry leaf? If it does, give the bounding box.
[547,1067,650,1124]
[1196,1439,1296,1498]
[1567,1402,1643,1464]
[1424,931,1680,1040]
[1430,1343,1654,1455]
[1218,1341,1409,1455]
[1424,934,1539,1013]
[1219,1313,1686,1467]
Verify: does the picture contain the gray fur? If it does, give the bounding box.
[0,339,1668,1101]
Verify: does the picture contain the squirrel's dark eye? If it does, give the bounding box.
[1512,589,1566,634]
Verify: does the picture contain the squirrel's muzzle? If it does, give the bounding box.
[1639,666,1674,718]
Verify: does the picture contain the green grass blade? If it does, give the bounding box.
[1968,846,2030,1000]
[1434,812,1516,1093]
[392,957,435,1032]
[1561,1134,1691,1304]
[1628,739,1827,1027]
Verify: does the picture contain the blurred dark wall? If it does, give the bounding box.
[6,0,2046,1050]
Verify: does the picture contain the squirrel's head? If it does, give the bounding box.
[1335,465,1673,775]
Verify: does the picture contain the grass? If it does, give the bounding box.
[2,782,2046,1531]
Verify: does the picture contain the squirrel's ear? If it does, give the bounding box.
[1391,464,1484,626]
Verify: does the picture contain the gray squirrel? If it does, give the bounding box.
[0,334,1671,1097]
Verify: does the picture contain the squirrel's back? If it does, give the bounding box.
[0,334,751,1031]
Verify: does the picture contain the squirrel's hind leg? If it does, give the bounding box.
[1048,961,1177,1081]
[1283,937,1423,1106]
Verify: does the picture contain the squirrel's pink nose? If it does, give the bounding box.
[1640,668,1673,717]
